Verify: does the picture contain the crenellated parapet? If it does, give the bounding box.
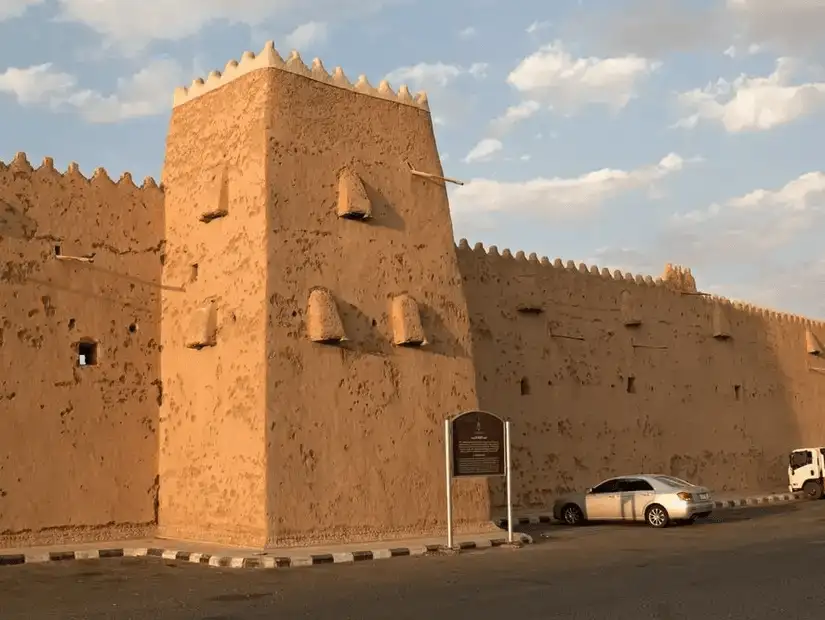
[172,40,430,111]
[455,238,825,330]
[456,238,664,287]
[0,151,162,193]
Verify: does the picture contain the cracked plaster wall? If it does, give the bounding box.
[263,69,485,546]
[0,159,163,545]
[158,71,270,546]
[459,249,825,512]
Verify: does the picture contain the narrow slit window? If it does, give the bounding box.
[520,377,530,395]
[626,376,636,394]
[734,384,742,401]
[77,341,98,366]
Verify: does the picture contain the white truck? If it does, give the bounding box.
[788,447,825,499]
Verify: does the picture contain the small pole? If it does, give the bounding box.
[505,420,513,544]
[444,418,453,549]
[56,254,95,263]
[406,161,465,186]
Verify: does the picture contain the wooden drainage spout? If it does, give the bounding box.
[406,161,465,186]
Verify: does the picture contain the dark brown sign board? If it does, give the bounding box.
[451,410,505,477]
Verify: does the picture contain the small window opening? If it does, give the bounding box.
[68,318,76,330]
[734,384,741,401]
[520,377,531,395]
[190,263,199,282]
[54,245,61,256]
[128,323,138,333]
[77,341,98,366]
[626,376,636,394]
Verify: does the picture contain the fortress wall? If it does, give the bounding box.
[259,58,486,546]
[0,155,164,545]
[158,71,272,546]
[457,243,825,511]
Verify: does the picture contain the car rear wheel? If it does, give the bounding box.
[803,480,824,500]
[561,504,584,526]
[645,504,670,528]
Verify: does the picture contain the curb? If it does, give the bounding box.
[710,491,805,509]
[495,492,807,527]
[0,532,532,569]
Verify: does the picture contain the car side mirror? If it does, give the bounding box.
[586,487,593,494]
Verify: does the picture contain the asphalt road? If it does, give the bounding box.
[4,501,825,619]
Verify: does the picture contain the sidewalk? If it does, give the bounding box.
[494,490,807,527]
[0,529,532,570]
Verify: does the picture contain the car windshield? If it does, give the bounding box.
[654,475,695,488]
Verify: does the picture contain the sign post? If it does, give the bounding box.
[444,410,513,548]
[444,418,454,549]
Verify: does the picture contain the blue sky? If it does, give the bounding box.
[1,0,824,316]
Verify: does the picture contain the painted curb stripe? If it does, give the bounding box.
[0,533,531,570]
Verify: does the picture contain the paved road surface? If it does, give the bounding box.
[4,501,825,619]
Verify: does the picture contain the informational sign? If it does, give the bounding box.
[443,410,513,549]
[451,410,505,478]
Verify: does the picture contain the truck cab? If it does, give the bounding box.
[788,447,825,498]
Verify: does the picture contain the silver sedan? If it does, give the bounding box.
[552,474,714,528]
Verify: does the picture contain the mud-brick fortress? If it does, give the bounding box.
[2,40,825,549]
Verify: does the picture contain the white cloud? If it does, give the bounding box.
[283,21,328,50]
[507,41,660,113]
[591,170,825,312]
[675,57,825,132]
[526,20,550,34]
[384,62,460,88]
[723,42,762,58]
[468,63,488,78]
[668,170,825,263]
[50,0,398,53]
[384,61,486,90]
[450,153,685,217]
[458,26,476,39]
[489,100,541,135]
[0,0,43,20]
[464,138,502,163]
[0,63,75,104]
[0,59,186,123]
[729,171,825,211]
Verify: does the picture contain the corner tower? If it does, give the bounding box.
[160,42,488,548]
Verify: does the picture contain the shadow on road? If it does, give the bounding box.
[511,502,807,544]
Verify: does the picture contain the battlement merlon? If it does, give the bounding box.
[172,40,430,111]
